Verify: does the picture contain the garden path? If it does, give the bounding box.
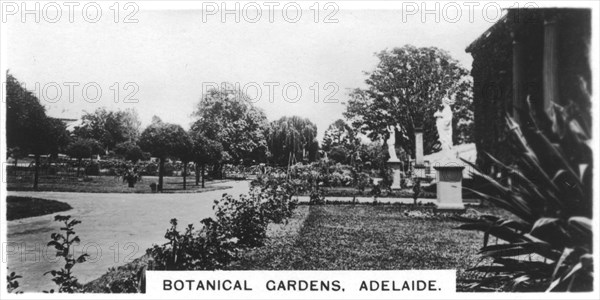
[6,180,250,292]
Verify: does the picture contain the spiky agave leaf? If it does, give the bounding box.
[459,98,592,291]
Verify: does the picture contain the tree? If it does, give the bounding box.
[322,119,358,152]
[266,116,319,166]
[344,45,473,157]
[74,108,141,152]
[139,117,192,192]
[114,141,144,162]
[191,85,268,177]
[177,133,194,190]
[66,138,103,177]
[6,72,70,189]
[191,132,223,188]
[321,119,361,164]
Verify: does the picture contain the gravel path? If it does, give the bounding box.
[6,180,250,292]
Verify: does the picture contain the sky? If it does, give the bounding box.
[6,4,496,140]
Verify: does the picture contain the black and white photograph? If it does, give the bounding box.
[1,1,598,298]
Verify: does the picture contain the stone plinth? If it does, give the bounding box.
[434,165,465,210]
[413,165,426,178]
[387,160,402,190]
[415,128,424,165]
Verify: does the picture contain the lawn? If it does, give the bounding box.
[232,204,497,290]
[84,204,503,292]
[6,175,232,193]
[7,196,73,220]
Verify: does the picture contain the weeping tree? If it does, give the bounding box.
[191,85,268,177]
[266,116,319,166]
[344,45,473,157]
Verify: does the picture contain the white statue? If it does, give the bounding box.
[386,124,400,162]
[434,97,454,152]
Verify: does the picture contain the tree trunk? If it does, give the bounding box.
[201,164,206,188]
[195,163,200,186]
[33,154,40,190]
[76,158,82,177]
[212,163,222,179]
[182,162,187,190]
[158,158,164,192]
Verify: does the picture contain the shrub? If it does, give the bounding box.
[7,271,22,294]
[84,162,100,176]
[146,218,235,271]
[45,215,89,293]
[148,174,298,271]
[457,100,593,291]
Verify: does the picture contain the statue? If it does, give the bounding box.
[434,97,454,152]
[386,124,400,162]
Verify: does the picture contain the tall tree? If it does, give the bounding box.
[191,85,268,176]
[177,132,194,190]
[74,108,141,152]
[139,117,192,192]
[6,72,70,189]
[322,119,358,152]
[344,45,473,156]
[191,132,223,188]
[266,116,319,166]
[321,119,361,164]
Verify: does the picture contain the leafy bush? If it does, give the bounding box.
[250,173,298,223]
[84,162,100,176]
[148,174,298,271]
[45,215,89,293]
[146,218,235,270]
[7,271,22,293]
[457,100,593,291]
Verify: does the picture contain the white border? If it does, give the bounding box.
[0,1,598,299]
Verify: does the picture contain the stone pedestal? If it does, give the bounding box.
[413,165,426,178]
[415,128,424,165]
[387,160,402,190]
[434,166,465,210]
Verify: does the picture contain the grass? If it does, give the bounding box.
[7,196,73,220]
[6,175,231,193]
[233,205,483,271]
[231,204,505,290]
[83,204,507,292]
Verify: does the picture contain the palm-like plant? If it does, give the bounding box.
[457,94,593,291]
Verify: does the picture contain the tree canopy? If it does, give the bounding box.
[73,107,141,152]
[191,131,223,165]
[6,72,70,157]
[114,141,145,162]
[323,119,359,150]
[66,138,103,160]
[190,86,268,164]
[344,45,473,156]
[139,117,191,159]
[266,116,319,165]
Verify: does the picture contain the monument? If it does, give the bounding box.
[413,127,426,178]
[433,97,465,210]
[386,124,402,190]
